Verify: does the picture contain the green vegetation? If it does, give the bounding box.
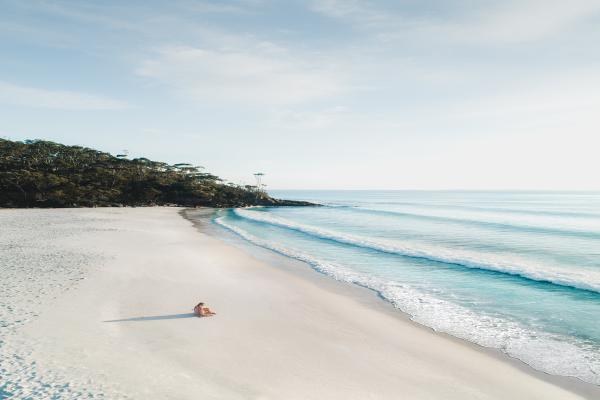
[0,139,312,208]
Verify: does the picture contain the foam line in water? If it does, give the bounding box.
[348,207,600,239]
[214,216,600,385]
[233,208,600,294]
[371,201,600,219]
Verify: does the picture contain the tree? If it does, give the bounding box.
[0,139,314,208]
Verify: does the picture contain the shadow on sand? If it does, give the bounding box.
[103,313,197,322]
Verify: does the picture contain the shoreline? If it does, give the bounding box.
[184,208,600,399]
[2,207,598,399]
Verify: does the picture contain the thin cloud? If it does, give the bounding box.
[268,106,348,129]
[432,0,600,44]
[180,0,263,14]
[0,81,130,110]
[136,44,345,105]
[0,20,76,48]
[312,0,600,44]
[446,70,600,125]
[309,0,391,28]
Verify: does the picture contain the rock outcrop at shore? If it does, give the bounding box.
[0,138,317,208]
[256,197,317,207]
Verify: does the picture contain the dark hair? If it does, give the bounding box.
[197,302,204,306]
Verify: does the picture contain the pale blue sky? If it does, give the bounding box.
[1,0,599,189]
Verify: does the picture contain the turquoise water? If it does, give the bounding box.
[214,191,600,385]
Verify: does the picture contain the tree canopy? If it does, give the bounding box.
[0,139,310,208]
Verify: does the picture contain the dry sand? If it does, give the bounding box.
[1,207,598,399]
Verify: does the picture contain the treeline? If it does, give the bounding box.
[0,139,310,208]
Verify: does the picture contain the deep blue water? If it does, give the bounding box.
[215,191,600,384]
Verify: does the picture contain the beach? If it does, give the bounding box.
[1,207,598,399]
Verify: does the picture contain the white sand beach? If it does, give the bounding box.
[1,207,598,399]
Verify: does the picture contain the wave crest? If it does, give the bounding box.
[233,208,600,293]
[215,215,600,385]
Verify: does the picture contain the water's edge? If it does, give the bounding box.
[182,208,600,399]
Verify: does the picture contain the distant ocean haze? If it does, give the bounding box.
[216,191,600,385]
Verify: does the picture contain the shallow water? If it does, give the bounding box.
[215,191,600,385]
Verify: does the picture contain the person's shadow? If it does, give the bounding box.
[103,313,196,322]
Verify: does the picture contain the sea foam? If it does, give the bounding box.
[233,208,600,294]
[215,215,600,385]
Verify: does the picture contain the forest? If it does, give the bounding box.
[0,139,311,208]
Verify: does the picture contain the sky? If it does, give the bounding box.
[1,0,599,190]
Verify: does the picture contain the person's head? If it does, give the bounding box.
[197,302,204,306]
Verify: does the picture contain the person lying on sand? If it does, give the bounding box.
[193,302,216,317]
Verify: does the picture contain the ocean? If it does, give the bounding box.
[214,190,600,385]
